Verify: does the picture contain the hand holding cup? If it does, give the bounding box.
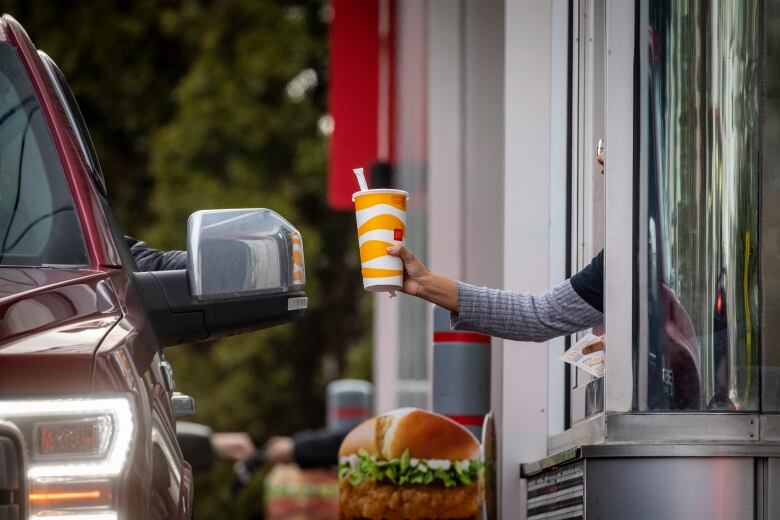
[385,245,431,297]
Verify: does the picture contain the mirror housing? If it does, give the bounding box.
[188,209,305,299]
[133,209,308,348]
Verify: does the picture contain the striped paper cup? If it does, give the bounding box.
[352,189,409,292]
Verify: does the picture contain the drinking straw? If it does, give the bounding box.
[353,167,368,191]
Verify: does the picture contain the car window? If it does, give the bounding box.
[0,43,88,266]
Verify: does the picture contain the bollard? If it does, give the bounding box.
[326,379,374,431]
[432,306,491,438]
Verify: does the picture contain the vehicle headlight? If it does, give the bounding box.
[0,396,134,519]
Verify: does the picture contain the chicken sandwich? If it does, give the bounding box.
[338,408,483,520]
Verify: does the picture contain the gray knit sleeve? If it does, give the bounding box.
[450,280,603,342]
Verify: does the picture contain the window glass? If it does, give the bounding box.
[642,0,760,411]
[0,43,88,266]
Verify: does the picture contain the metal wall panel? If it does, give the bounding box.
[603,0,636,415]
[762,0,780,413]
[586,458,754,519]
[767,458,780,520]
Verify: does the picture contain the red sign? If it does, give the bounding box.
[327,0,379,211]
[393,228,404,241]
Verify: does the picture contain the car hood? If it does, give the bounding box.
[0,267,122,396]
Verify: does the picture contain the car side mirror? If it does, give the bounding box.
[188,209,305,299]
[133,209,308,348]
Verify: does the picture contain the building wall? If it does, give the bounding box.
[372,0,430,414]
[426,0,506,419]
[462,1,505,289]
[428,0,510,516]
[377,2,563,518]
[427,0,464,282]
[377,0,505,412]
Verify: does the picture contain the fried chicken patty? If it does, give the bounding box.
[339,479,482,520]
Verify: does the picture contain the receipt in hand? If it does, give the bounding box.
[559,333,605,378]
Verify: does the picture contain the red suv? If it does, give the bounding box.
[0,15,307,520]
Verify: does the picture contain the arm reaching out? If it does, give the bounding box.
[452,281,603,342]
[388,245,604,342]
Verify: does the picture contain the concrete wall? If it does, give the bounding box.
[427,0,504,288]
[428,1,560,518]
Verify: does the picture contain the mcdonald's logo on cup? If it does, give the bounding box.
[352,189,409,292]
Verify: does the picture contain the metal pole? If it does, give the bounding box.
[431,306,491,438]
[326,379,374,431]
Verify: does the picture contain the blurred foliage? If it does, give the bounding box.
[1,1,372,517]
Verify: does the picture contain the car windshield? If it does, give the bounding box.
[0,43,88,266]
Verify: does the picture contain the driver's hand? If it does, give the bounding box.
[211,432,256,462]
[265,436,295,465]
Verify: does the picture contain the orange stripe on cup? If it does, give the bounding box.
[358,214,406,236]
[362,268,403,278]
[359,240,396,263]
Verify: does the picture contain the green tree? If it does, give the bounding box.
[1,1,372,517]
[0,0,191,232]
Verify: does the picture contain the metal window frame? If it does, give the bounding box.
[762,0,780,414]
[549,0,636,453]
[602,0,636,416]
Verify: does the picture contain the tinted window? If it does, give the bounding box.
[640,0,760,411]
[0,43,88,266]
